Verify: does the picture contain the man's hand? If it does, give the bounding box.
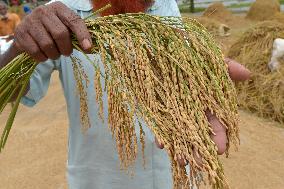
[12,1,92,62]
[155,58,251,166]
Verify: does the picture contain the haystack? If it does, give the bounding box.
[228,21,284,123]
[196,17,231,37]
[272,12,284,23]
[203,2,233,23]
[246,0,280,21]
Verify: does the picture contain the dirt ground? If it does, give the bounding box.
[0,14,284,189]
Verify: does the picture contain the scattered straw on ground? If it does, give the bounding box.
[246,0,280,21]
[228,21,284,123]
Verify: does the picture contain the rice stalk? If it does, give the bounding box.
[0,13,239,189]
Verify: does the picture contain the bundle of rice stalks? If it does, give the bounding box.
[246,0,280,21]
[0,13,239,188]
[228,21,284,123]
[202,2,233,23]
[196,17,230,37]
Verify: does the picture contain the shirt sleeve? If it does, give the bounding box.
[147,0,181,17]
[21,59,61,107]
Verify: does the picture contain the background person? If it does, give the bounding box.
[0,0,21,36]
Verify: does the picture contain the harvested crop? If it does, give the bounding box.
[0,12,239,189]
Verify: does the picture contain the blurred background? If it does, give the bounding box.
[0,0,284,189]
[178,0,284,13]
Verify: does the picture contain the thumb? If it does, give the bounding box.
[225,58,251,82]
[205,110,227,155]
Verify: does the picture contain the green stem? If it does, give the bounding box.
[0,64,35,151]
[0,82,25,150]
[0,78,16,95]
[0,85,19,113]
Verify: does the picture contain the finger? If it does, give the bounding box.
[28,21,60,60]
[205,110,227,155]
[177,156,187,167]
[154,137,188,167]
[193,147,203,167]
[154,138,188,167]
[51,2,92,52]
[40,10,73,56]
[15,29,47,62]
[177,148,204,167]
[155,137,164,149]
[225,58,251,82]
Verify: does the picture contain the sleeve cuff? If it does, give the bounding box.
[20,80,42,107]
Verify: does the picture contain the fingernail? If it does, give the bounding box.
[244,67,252,75]
[241,65,252,79]
[82,38,91,50]
[238,63,249,72]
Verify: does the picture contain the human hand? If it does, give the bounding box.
[155,58,251,166]
[11,1,92,62]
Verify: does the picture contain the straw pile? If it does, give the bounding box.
[203,2,233,23]
[196,17,230,37]
[246,0,281,21]
[273,12,284,23]
[0,14,239,189]
[228,21,284,123]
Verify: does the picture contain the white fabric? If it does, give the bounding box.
[268,38,284,72]
[0,36,13,55]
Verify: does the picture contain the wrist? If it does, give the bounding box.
[0,43,21,69]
